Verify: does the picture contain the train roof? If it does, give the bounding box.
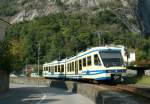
[43,59,65,66]
[43,45,125,66]
[67,46,124,61]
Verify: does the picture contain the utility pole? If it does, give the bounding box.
[26,58,27,76]
[38,43,40,76]
[97,31,104,46]
[98,32,101,46]
[59,51,61,61]
[64,58,67,80]
[37,43,40,87]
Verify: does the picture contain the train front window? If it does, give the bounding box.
[94,54,101,66]
[99,50,123,67]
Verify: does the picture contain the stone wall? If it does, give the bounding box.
[10,77,50,86]
[0,70,9,93]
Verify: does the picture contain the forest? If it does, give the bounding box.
[1,11,150,72]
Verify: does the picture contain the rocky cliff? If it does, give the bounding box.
[0,0,141,40]
[1,0,137,32]
[2,0,136,24]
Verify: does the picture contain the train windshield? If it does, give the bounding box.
[99,50,124,67]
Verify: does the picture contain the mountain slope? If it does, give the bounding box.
[0,0,138,32]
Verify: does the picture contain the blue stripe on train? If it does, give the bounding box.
[95,77,111,80]
[82,69,126,75]
[82,70,106,73]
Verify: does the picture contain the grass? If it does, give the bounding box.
[137,76,150,86]
[125,75,150,86]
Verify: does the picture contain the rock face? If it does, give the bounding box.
[2,0,150,36]
[0,0,141,40]
[138,0,150,35]
[10,0,137,24]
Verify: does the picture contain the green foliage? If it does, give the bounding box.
[0,0,18,16]
[136,38,150,66]
[5,11,150,71]
[0,40,12,73]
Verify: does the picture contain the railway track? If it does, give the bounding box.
[28,77,150,99]
[97,83,150,99]
[70,79,150,99]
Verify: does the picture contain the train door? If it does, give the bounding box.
[51,66,54,75]
[75,61,78,75]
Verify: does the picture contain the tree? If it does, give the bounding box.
[5,12,150,67]
[0,40,12,73]
[9,39,26,71]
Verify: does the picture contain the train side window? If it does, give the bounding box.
[87,56,91,66]
[49,67,51,72]
[75,61,77,70]
[45,67,47,71]
[50,67,51,72]
[71,63,72,72]
[70,63,72,72]
[83,58,86,67]
[58,65,60,72]
[55,66,57,72]
[61,65,64,72]
[79,59,82,70]
[72,62,74,71]
[67,64,69,72]
[70,62,72,72]
[68,63,70,72]
[68,63,69,72]
[73,62,75,71]
[94,54,101,66]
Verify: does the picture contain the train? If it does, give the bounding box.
[42,46,128,81]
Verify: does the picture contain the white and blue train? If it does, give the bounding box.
[43,46,126,81]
